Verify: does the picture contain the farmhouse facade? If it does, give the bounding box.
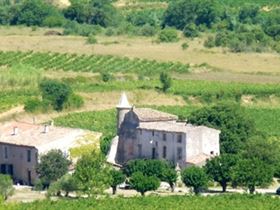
[108,93,220,168]
[0,122,95,185]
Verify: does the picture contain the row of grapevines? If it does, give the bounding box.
[0,51,190,75]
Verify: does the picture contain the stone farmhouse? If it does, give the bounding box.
[108,93,220,168]
[0,121,95,185]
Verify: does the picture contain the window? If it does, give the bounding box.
[137,144,142,157]
[177,134,182,143]
[27,150,31,162]
[163,133,166,141]
[177,147,182,160]
[152,130,155,136]
[163,146,167,158]
[4,146,8,159]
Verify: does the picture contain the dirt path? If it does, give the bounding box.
[0,106,24,122]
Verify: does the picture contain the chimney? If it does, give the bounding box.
[43,125,49,133]
[13,126,18,135]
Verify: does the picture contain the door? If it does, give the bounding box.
[0,164,6,174]
[8,165,13,176]
[152,148,156,159]
[27,170,32,186]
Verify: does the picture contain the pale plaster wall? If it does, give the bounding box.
[135,129,186,167]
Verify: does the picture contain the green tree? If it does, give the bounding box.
[162,168,177,192]
[36,149,71,188]
[109,169,125,195]
[39,79,72,111]
[164,0,220,30]
[10,0,62,26]
[124,159,176,192]
[160,72,172,92]
[243,136,280,178]
[158,28,178,43]
[130,172,160,196]
[233,158,273,194]
[0,174,14,200]
[64,0,120,27]
[73,151,111,197]
[59,174,78,197]
[188,103,256,154]
[181,166,208,194]
[205,154,239,192]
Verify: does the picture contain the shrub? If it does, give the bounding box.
[181,166,208,194]
[183,23,199,38]
[0,174,14,200]
[64,94,84,110]
[39,79,72,111]
[43,15,65,28]
[130,172,160,196]
[24,98,42,113]
[101,72,113,82]
[181,42,189,50]
[138,24,157,37]
[204,36,215,48]
[87,35,98,44]
[160,72,172,92]
[158,28,178,43]
[105,27,116,36]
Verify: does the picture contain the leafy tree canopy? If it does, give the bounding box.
[39,79,72,111]
[181,166,208,194]
[109,169,125,195]
[164,0,221,30]
[64,0,120,27]
[205,154,239,192]
[73,151,111,197]
[36,149,71,188]
[188,103,256,154]
[233,158,273,194]
[130,172,160,196]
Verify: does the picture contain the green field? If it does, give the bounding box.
[3,194,280,210]
[0,51,190,76]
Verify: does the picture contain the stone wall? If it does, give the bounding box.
[0,143,38,185]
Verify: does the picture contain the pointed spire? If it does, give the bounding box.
[117,92,131,108]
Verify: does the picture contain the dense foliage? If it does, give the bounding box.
[36,149,71,188]
[124,159,177,191]
[181,166,208,194]
[73,151,111,197]
[205,154,239,192]
[109,169,126,195]
[130,172,160,196]
[188,103,256,154]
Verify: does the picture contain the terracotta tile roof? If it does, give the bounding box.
[133,108,178,122]
[0,121,86,148]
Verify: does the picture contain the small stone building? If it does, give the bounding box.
[0,122,95,185]
[108,93,220,168]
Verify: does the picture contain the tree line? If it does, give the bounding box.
[0,0,279,52]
